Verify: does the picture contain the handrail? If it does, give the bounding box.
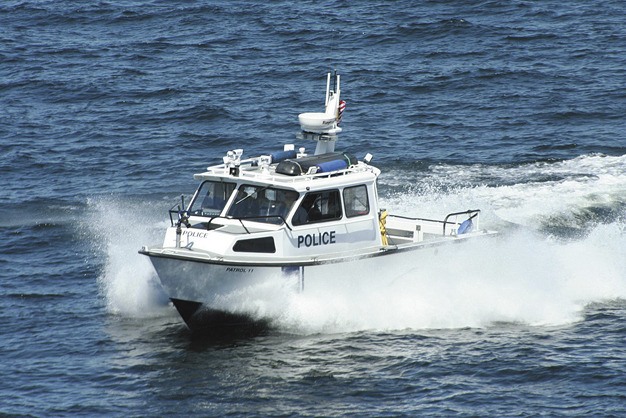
[198,161,373,184]
[388,213,450,225]
[443,210,480,236]
[387,210,480,236]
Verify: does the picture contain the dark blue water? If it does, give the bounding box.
[1,1,625,416]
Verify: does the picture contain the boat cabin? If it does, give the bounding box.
[163,147,384,259]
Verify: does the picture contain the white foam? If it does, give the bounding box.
[87,196,173,318]
[200,220,626,334]
[383,154,626,229]
[88,154,626,332]
[273,225,626,333]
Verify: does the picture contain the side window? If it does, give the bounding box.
[343,185,369,218]
[292,190,342,226]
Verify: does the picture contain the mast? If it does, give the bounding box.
[297,71,346,155]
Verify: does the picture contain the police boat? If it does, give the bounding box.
[139,72,497,332]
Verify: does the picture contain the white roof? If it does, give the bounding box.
[193,158,380,192]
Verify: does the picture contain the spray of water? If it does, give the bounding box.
[91,155,626,332]
[275,225,626,333]
[87,196,173,318]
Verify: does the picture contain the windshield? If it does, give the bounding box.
[226,184,299,224]
[189,180,236,217]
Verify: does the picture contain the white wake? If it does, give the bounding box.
[90,154,626,332]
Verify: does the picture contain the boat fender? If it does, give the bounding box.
[275,152,357,176]
[379,210,388,246]
[270,149,297,164]
[316,159,348,173]
[458,219,473,234]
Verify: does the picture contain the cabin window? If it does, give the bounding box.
[292,190,342,226]
[189,181,236,217]
[343,185,369,218]
[226,184,299,224]
[233,237,276,253]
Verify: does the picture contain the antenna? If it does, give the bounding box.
[297,72,345,155]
